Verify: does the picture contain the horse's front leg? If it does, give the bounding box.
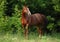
[25,24,29,39]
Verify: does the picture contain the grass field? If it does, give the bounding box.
[0,33,60,42]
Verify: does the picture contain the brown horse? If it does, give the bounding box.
[21,5,47,39]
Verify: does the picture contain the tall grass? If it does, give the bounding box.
[0,33,60,42]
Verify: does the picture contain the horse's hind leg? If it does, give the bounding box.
[37,26,43,38]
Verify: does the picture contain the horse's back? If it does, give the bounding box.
[30,13,46,25]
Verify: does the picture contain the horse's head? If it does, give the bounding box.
[22,6,27,14]
[22,5,31,17]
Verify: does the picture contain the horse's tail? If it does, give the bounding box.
[45,17,48,27]
[42,14,48,26]
[42,16,52,34]
[41,14,48,27]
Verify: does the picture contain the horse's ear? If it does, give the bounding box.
[22,5,26,8]
[23,4,28,8]
[24,3,28,7]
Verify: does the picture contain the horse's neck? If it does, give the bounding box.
[27,8,31,15]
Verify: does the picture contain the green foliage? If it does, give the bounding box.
[0,0,60,34]
[46,16,55,31]
[56,20,60,26]
[47,16,55,22]
[52,0,60,12]
[0,0,7,33]
[0,0,6,17]
[47,23,55,30]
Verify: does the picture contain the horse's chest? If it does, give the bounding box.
[22,18,28,25]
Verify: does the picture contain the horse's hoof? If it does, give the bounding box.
[39,35,42,39]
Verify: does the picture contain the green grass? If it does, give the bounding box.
[0,33,60,42]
